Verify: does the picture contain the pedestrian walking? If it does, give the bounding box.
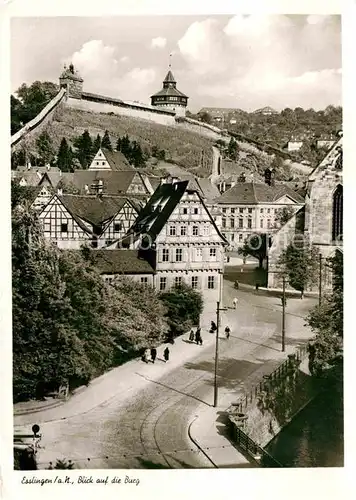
[225,326,231,340]
[144,348,151,363]
[163,347,170,362]
[209,321,217,333]
[198,334,203,346]
[195,327,201,344]
[189,329,195,342]
[141,351,148,363]
[150,347,157,363]
[233,297,238,309]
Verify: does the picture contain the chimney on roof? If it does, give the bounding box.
[57,188,63,196]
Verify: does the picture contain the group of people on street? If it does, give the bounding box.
[189,327,203,345]
[141,346,170,364]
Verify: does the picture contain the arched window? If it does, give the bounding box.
[332,185,343,242]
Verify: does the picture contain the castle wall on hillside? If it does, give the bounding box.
[175,119,223,141]
[66,97,176,126]
[11,89,67,149]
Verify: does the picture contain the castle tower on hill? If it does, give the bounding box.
[150,69,188,117]
[59,63,83,98]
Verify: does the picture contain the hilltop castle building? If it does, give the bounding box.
[150,69,188,117]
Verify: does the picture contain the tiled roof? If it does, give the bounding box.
[16,166,61,173]
[195,178,221,203]
[214,182,304,205]
[17,172,43,186]
[70,170,137,195]
[101,148,134,171]
[58,195,129,226]
[164,70,176,83]
[91,249,155,275]
[40,172,72,188]
[151,87,188,99]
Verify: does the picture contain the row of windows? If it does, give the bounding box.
[168,225,210,236]
[222,218,253,229]
[106,275,216,290]
[222,207,280,215]
[162,247,217,262]
[180,207,200,215]
[158,275,216,290]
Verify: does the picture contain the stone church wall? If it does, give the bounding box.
[305,170,343,257]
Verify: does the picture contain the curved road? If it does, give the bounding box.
[27,283,315,470]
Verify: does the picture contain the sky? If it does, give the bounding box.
[11,15,342,112]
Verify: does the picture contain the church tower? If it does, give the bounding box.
[59,63,83,99]
[150,68,188,117]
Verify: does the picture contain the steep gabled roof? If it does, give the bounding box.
[214,182,304,204]
[58,195,129,226]
[101,148,134,171]
[90,249,155,275]
[127,180,189,242]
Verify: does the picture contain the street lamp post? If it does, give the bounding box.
[282,275,286,352]
[214,300,228,408]
[318,253,323,308]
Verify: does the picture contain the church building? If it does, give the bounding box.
[151,69,189,117]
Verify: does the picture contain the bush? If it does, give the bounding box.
[159,283,203,338]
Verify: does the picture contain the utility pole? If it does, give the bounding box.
[319,253,323,308]
[282,275,286,352]
[214,300,228,408]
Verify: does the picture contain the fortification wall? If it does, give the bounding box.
[11,88,67,149]
[66,97,176,126]
[176,117,227,141]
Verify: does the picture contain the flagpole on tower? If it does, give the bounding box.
[169,53,172,69]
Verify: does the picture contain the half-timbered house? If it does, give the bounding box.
[107,179,227,314]
[39,194,140,249]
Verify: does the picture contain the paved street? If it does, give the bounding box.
[15,280,317,469]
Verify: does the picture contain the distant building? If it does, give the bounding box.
[253,106,278,116]
[287,138,304,152]
[316,136,335,150]
[213,181,304,248]
[151,69,188,117]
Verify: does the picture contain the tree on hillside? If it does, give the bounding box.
[198,111,212,124]
[129,141,145,168]
[73,130,93,169]
[307,251,343,384]
[56,138,75,172]
[11,95,24,134]
[93,134,102,154]
[14,81,58,127]
[118,134,132,158]
[101,130,113,151]
[227,136,239,160]
[238,233,270,268]
[277,238,319,296]
[159,283,203,338]
[36,131,55,165]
